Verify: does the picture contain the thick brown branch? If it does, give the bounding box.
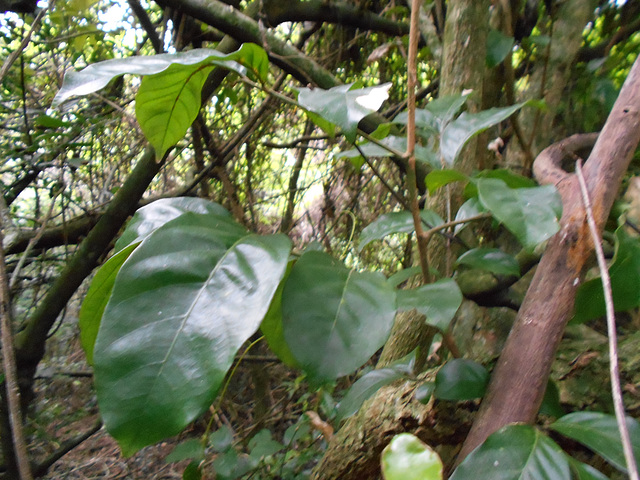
[263,0,410,37]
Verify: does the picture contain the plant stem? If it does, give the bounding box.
[406,0,431,284]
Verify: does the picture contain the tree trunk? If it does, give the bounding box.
[507,0,597,171]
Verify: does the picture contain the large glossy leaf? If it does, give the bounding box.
[381,434,444,480]
[336,354,414,422]
[93,213,291,455]
[297,83,391,142]
[396,278,462,331]
[260,262,299,367]
[441,103,525,166]
[53,44,268,157]
[114,197,230,252]
[477,178,562,249]
[568,458,609,480]
[434,359,489,401]
[358,210,444,252]
[450,424,571,480]
[79,243,138,365]
[573,227,640,322]
[550,411,640,473]
[135,62,215,158]
[52,45,261,106]
[455,248,520,277]
[281,251,396,381]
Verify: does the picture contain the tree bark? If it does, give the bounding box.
[459,55,640,461]
[428,0,489,275]
[508,0,597,171]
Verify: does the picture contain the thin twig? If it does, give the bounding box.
[406,0,431,284]
[0,3,52,83]
[32,420,102,477]
[9,194,58,289]
[355,143,408,209]
[420,212,491,239]
[575,159,639,480]
[0,199,32,480]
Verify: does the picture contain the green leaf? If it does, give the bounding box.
[114,197,230,252]
[477,178,562,249]
[93,213,291,455]
[486,29,514,68]
[358,210,444,252]
[434,359,488,401]
[573,228,640,322]
[387,266,422,288]
[381,433,444,480]
[473,168,538,189]
[397,279,462,331]
[415,381,435,404]
[297,83,391,142]
[182,462,202,480]
[260,261,299,367]
[336,365,410,422]
[165,439,205,463]
[281,251,396,381]
[248,429,284,461]
[550,411,640,473]
[453,198,486,235]
[78,243,138,365]
[441,103,526,166]
[455,249,520,277]
[568,457,610,480]
[451,424,571,480]
[34,113,70,128]
[539,380,564,418]
[209,425,234,452]
[53,46,252,106]
[424,93,471,129]
[213,449,256,480]
[135,62,214,158]
[393,108,439,133]
[425,169,469,194]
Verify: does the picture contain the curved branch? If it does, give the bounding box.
[263,0,410,37]
[533,132,599,193]
[154,0,340,88]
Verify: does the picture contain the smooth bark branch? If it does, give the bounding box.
[263,0,410,37]
[458,56,640,461]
